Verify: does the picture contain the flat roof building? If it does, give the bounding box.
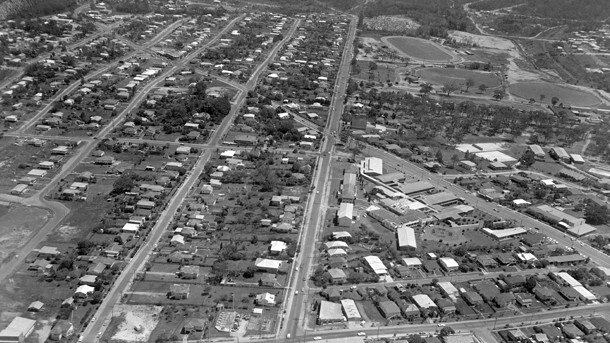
[396,226,417,250]
[340,299,362,321]
[318,301,343,324]
[398,181,434,195]
[361,157,383,176]
[482,227,527,240]
[0,317,36,342]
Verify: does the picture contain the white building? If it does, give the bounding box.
[361,157,383,176]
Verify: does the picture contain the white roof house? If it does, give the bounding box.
[363,256,387,275]
[332,231,352,239]
[437,282,459,299]
[121,223,140,233]
[325,241,349,250]
[516,253,537,262]
[171,234,185,245]
[327,248,347,256]
[402,257,422,267]
[412,294,437,309]
[439,257,459,270]
[255,292,276,306]
[255,258,283,271]
[75,285,95,297]
[270,241,287,254]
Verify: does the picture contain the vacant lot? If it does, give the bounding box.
[0,204,50,264]
[383,36,455,62]
[509,82,602,106]
[108,305,163,343]
[418,68,501,89]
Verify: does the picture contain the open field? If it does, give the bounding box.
[418,68,501,88]
[383,36,455,62]
[0,204,50,264]
[509,82,602,106]
[353,61,396,83]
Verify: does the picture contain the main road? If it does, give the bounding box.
[279,14,357,340]
[81,18,301,342]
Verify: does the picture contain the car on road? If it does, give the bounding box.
[357,332,367,336]
[97,332,102,338]
[295,291,299,295]
[314,337,322,341]
[438,324,445,327]
[295,266,299,271]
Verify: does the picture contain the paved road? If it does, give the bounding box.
[81,17,300,342]
[255,303,609,342]
[280,14,357,340]
[363,145,610,268]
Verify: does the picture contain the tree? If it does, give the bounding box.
[585,202,609,225]
[478,84,488,93]
[520,149,536,167]
[465,78,475,92]
[111,172,137,195]
[441,82,458,96]
[440,326,455,336]
[451,153,460,167]
[525,276,537,291]
[551,96,559,106]
[493,89,505,101]
[419,83,433,96]
[436,150,444,164]
[539,94,546,103]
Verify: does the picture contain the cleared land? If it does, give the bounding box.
[418,68,501,88]
[509,82,602,106]
[383,36,455,62]
[0,204,50,264]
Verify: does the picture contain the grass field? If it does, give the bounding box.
[384,36,454,62]
[418,68,501,89]
[509,82,602,107]
[0,68,16,83]
[353,61,396,83]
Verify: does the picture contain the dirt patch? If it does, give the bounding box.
[449,30,515,50]
[0,205,50,263]
[110,304,163,342]
[55,225,80,240]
